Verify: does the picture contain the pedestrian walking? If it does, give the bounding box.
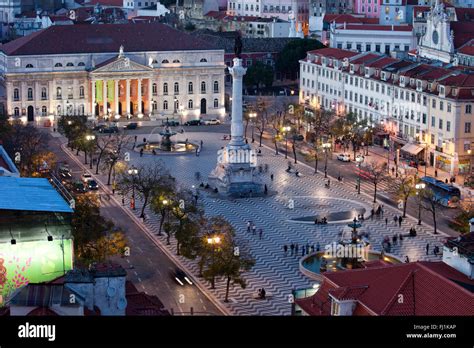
[264,184,268,195]
[134,135,137,143]
[301,246,305,256]
[140,148,144,157]
[426,243,430,255]
[405,255,410,263]
[316,242,320,252]
[200,140,203,148]
[283,245,288,256]
[270,173,274,181]
[391,167,395,176]
[435,169,438,178]
[295,243,299,255]
[398,215,403,227]
[385,217,388,226]
[247,221,251,233]
[380,205,384,217]
[122,196,125,206]
[252,224,257,235]
[258,229,263,240]
[306,243,310,255]
[392,234,398,245]
[394,215,398,226]
[311,245,315,252]
[370,209,374,219]
[290,243,295,256]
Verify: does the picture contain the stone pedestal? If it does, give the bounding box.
[209,58,263,196]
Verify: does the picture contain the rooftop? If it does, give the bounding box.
[342,24,413,32]
[0,23,219,56]
[307,47,359,60]
[0,177,73,213]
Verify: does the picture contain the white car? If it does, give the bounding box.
[81,172,93,183]
[204,119,221,125]
[337,153,351,162]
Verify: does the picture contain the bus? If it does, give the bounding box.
[420,176,461,208]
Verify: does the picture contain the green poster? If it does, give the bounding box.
[96,80,103,103]
[108,80,115,102]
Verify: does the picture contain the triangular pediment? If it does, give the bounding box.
[91,56,153,74]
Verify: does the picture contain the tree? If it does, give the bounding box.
[94,135,114,174]
[390,174,416,218]
[30,151,57,177]
[330,112,368,160]
[102,133,131,185]
[364,160,388,203]
[244,61,274,92]
[275,39,325,80]
[422,188,440,234]
[118,161,173,218]
[306,108,332,173]
[150,185,177,236]
[255,98,270,147]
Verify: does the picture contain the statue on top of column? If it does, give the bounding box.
[234,35,243,59]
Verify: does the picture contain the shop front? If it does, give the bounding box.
[434,150,458,176]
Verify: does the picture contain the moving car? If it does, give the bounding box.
[72,181,87,193]
[337,153,351,162]
[184,120,201,126]
[163,120,180,127]
[58,164,72,179]
[100,125,119,133]
[81,172,93,182]
[170,268,193,286]
[123,122,138,130]
[203,119,221,125]
[87,179,99,190]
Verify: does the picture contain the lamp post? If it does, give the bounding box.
[395,148,400,178]
[206,235,221,289]
[322,142,331,178]
[283,126,291,159]
[249,112,256,143]
[419,132,428,177]
[128,165,138,210]
[86,134,95,169]
[356,155,365,194]
[415,183,426,225]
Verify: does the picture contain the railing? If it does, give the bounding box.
[49,173,75,210]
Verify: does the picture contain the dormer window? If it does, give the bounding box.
[439,85,445,96]
[400,76,405,86]
[452,88,458,96]
[322,57,327,66]
[350,64,354,73]
[331,300,340,316]
[364,67,369,77]
[381,72,386,81]
[428,83,432,91]
[416,80,422,91]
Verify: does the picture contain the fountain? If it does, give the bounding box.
[134,125,198,154]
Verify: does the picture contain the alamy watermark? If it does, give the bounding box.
[217,148,257,167]
[324,242,366,260]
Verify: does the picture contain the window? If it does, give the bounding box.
[26,64,33,68]
[41,106,47,116]
[432,99,436,108]
[13,88,19,101]
[78,62,85,66]
[466,104,472,114]
[41,87,47,100]
[163,83,168,95]
[54,63,62,67]
[366,44,371,51]
[375,44,381,52]
[447,121,451,132]
[214,98,218,108]
[431,116,435,127]
[447,103,451,112]
[161,59,169,64]
[172,59,180,63]
[188,99,193,109]
[213,81,219,93]
[14,107,19,116]
[66,62,74,67]
[163,100,168,110]
[439,101,444,111]
[57,105,62,115]
[67,87,73,99]
[201,81,206,93]
[56,87,62,99]
[78,85,84,98]
[152,83,157,95]
[174,82,179,95]
[331,300,340,316]
[200,58,207,62]
[79,104,84,115]
[188,82,193,94]
[439,119,443,130]
[466,122,471,133]
[431,134,435,145]
[422,113,426,124]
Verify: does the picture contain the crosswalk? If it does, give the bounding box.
[81,132,447,316]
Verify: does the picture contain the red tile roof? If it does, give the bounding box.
[366,57,399,68]
[125,281,169,316]
[451,22,474,48]
[455,7,474,22]
[307,47,359,60]
[296,261,474,316]
[439,73,474,87]
[458,43,474,56]
[343,24,413,32]
[350,53,380,65]
[27,307,59,316]
[0,23,218,56]
[323,14,378,24]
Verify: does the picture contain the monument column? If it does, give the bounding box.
[137,78,143,116]
[126,79,131,115]
[229,58,247,147]
[114,80,119,117]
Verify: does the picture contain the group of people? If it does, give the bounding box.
[283,242,320,257]
[314,217,328,225]
[246,221,264,240]
[426,243,441,256]
[257,288,266,299]
[369,204,384,219]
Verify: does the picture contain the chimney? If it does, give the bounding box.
[344,21,346,29]
[391,24,394,31]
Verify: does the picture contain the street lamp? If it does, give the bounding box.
[128,166,138,210]
[322,142,331,178]
[283,126,291,159]
[86,134,95,169]
[418,132,428,177]
[356,155,365,194]
[415,183,426,225]
[207,235,221,289]
[249,112,257,143]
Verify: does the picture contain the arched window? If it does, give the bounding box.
[214,98,219,108]
[174,99,179,111]
[66,62,74,67]
[152,83,157,95]
[152,100,157,111]
[14,107,19,116]
[174,82,179,94]
[27,88,33,100]
[41,106,47,116]
[152,59,158,64]
[188,99,193,109]
[26,64,33,68]
[79,104,84,115]
[79,86,84,98]
[78,62,85,66]
[188,82,193,94]
[67,87,73,99]
[163,83,168,95]
[201,81,206,93]
[56,87,62,99]
[213,80,219,93]
[200,58,207,62]
[54,63,62,67]
[13,88,19,101]
[67,103,73,115]
[172,59,180,63]
[41,87,47,100]
[163,100,168,110]
[161,59,169,64]
[57,105,62,115]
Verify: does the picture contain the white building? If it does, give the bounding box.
[299,47,474,175]
[329,22,416,55]
[0,23,226,124]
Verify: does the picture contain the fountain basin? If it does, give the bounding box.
[134,141,198,155]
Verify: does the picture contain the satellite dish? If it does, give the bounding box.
[117,297,127,310]
[106,286,116,297]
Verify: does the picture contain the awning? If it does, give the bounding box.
[401,143,424,155]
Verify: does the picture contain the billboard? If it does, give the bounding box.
[0,239,74,304]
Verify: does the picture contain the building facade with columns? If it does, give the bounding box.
[0,23,226,123]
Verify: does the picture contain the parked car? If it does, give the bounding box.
[184,120,202,126]
[123,122,138,130]
[93,124,106,132]
[100,125,119,133]
[170,268,193,286]
[58,165,72,179]
[81,172,93,183]
[72,181,87,193]
[203,119,221,125]
[87,179,99,190]
[337,153,351,162]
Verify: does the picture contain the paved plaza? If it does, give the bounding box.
[105,130,445,315]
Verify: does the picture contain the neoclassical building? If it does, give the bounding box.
[0,23,226,123]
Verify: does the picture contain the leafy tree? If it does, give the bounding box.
[306,108,333,173]
[275,39,325,79]
[255,98,270,147]
[31,151,57,177]
[102,133,131,185]
[422,188,440,234]
[244,61,274,92]
[150,186,177,236]
[330,112,368,160]
[364,160,388,203]
[94,135,114,174]
[390,174,416,218]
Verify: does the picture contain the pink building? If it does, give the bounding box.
[353,0,381,18]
